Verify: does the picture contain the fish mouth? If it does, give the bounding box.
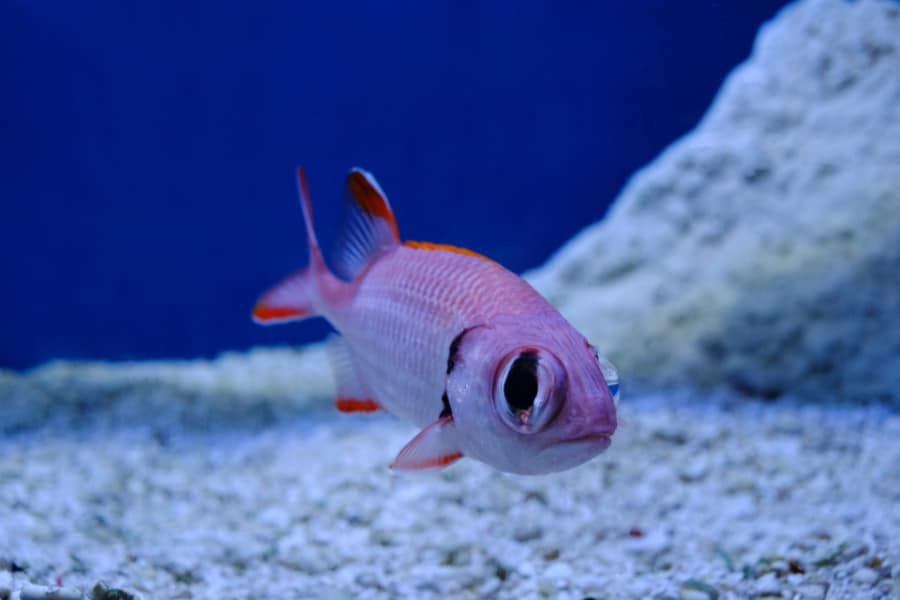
[543,432,613,454]
[572,432,612,442]
[567,433,612,448]
[533,432,613,471]
[568,420,616,445]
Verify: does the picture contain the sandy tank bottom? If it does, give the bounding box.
[0,388,898,600]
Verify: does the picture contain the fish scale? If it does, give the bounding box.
[332,249,492,427]
[334,246,557,428]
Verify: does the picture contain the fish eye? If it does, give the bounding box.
[504,353,539,412]
[495,349,565,433]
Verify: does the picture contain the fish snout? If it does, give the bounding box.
[581,394,617,438]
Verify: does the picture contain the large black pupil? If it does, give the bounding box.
[504,352,539,412]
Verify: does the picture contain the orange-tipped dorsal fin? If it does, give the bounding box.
[404,241,497,266]
[346,169,399,240]
[333,168,401,280]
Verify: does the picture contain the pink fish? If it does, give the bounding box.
[253,167,618,474]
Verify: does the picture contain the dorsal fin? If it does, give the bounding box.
[333,168,400,280]
[404,241,497,266]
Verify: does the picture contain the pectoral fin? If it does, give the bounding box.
[390,416,463,471]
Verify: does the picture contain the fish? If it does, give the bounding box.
[252,167,618,474]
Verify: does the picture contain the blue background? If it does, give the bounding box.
[1,1,790,369]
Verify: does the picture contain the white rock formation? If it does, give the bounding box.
[528,0,900,404]
[0,345,331,432]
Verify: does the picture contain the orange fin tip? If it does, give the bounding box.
[390,416,463,471]
[397,451,463,469]
[347,169,400,241]
[404,241,496,266]
[252,304,310,324]
[335,397,381,413]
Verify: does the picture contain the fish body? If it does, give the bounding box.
[253,168,618,474]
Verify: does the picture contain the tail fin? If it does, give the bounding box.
[252,167,330,325]
[295,167,327,274]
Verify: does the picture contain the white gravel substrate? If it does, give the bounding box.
[1,390,898,599]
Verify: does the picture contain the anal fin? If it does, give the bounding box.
[327,335,381,415]
[335,397,381,413]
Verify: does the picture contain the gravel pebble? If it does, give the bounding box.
[0,572,11,600]
[20,583,82,600]
[852,566,879,585]
[540,561,572,582]
[794,583,827,599]
[680,579,719,600]
[678,456,710,482]
[754,572,781,596]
